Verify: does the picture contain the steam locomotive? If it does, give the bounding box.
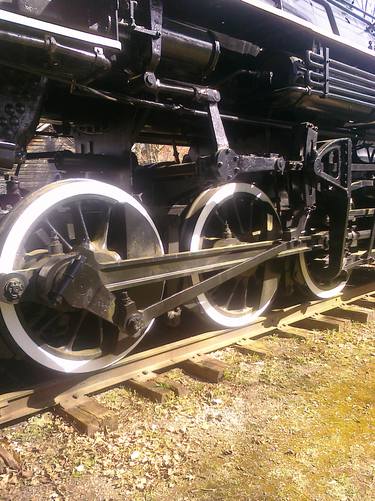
[0,0,373,373]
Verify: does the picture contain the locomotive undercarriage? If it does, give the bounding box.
[0,98,373,373]
[0,0,373,372]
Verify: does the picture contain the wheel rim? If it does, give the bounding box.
[297,210,348,299]
[182,183,281,328]
[0,179,164,373]
[298,254,348,299]
[351,182,375,254]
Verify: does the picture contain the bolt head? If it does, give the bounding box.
[4,278,25,301]
[126,314,145,337]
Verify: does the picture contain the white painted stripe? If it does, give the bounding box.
[241,0,375,59]
[0,8,122,50]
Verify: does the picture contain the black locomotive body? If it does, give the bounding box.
[0,0,373,373]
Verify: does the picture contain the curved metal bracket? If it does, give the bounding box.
[314,138,352,192]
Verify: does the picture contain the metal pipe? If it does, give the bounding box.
[322,91,375,109]
[0,29,111,74]
[308,51,375,82]
[329,85,375,105]
[76,84,295,130]
[330,67,375,88]
[161,28,216,71]
[310,65,375,90]
[330,76,375,97]
[312,0,340,35]
[308,72,375,98]
[333,58,375,81]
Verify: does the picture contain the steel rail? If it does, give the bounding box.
[0,277,374,427]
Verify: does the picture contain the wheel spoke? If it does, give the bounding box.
[232,197,245,234]
[34,228,50,247]
[45,218,73,251]
[98,318,104,347]
[65,311,88,352]
[213,208,227,227]
[370,150,374,163]
[224,277,241,310]
[259,265,278,308]
[242,276,250,309]
[72,201,90,244]
[94,206,112,249]
[29,307,50,330]
[248,200,254,238]
[38,312,61,334]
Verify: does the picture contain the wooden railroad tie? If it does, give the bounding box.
[153,375,189,398]
[274,325,312,341]
[353,295,375,311]
[56,396,118,437]
[125,372,188,403]
[180,356,228,383]
[327,304,375,323]
[354,294,375,304]
[233,340,273,357]
[295,313,350,332]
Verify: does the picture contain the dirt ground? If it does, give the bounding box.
[0,321,374,501]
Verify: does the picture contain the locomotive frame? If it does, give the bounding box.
[0,0,373,373]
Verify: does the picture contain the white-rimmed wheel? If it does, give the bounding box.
[181,183,282,329]
[0,179,164,373]
[295,209,349,299]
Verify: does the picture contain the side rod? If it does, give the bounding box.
[141,241,290,323]
[101,240,276,291]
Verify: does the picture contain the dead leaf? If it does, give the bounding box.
[0,440,21,471]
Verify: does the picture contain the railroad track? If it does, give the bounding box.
[0,271,374,435]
